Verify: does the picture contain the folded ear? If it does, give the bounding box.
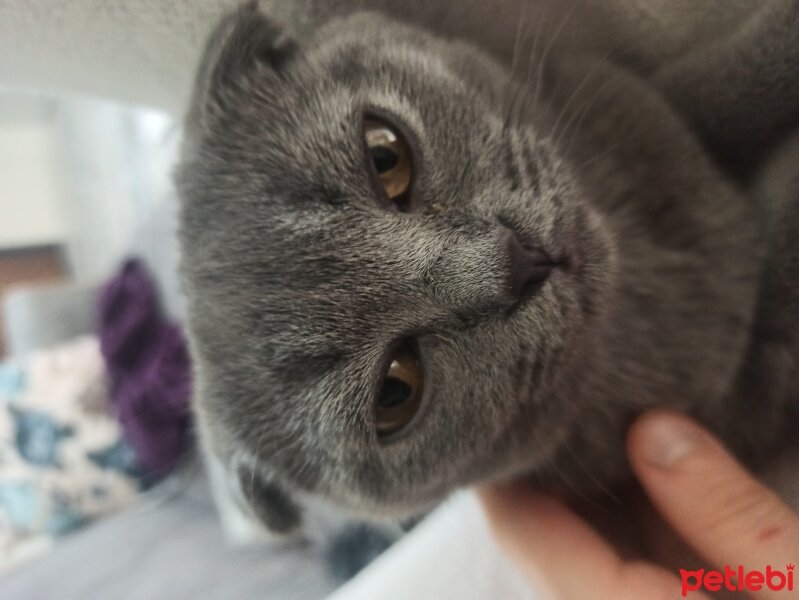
[236,465,303,536]
[186,0,297,133]
[203,444,303,543]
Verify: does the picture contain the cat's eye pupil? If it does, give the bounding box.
[375,344,423,438]
[378,377,412,408]
[363,116,414,209]
[370,146,400,174]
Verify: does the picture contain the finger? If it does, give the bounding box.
[479,484,708,600]
[629,410,799,596]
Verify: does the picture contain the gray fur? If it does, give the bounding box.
[176,1,799,535]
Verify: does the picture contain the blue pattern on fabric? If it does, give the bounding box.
[11,407,73,468]
[0,482,40,530]
[0,337,149,568]
[0,365,26,401]
[88,438,143,482]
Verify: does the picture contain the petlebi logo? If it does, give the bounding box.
[680,563,795,596]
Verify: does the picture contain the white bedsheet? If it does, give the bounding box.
[327,493,540,600]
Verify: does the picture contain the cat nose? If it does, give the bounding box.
[502,228,555,300]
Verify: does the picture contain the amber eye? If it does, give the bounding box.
[363,117,413,211]
[375,345,423,437]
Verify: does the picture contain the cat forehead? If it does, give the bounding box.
[235,18,501,144]
[306,16,466,91]
[193,13,509,203]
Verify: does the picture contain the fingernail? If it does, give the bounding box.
[641,414,705,469]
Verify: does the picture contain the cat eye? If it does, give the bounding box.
[363,117,414,212]
[375,344,423,437]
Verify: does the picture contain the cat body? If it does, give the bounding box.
[176,0,799,538]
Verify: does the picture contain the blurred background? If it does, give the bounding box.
[0,90,191,568]
[0,91,180,358]
[0,89,346,600]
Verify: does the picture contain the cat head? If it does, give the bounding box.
[177,2,616,534]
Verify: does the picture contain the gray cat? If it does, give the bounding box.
[175,0,799,542]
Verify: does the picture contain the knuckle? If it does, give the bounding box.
[700,477,773,539]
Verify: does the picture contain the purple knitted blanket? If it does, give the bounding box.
[98,259,192,477]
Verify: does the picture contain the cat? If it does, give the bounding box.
[175,0,799,545]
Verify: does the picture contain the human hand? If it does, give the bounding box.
[480,410,799,599]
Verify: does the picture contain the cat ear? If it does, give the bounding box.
[236,465,304,536]
[204,445,304,542]
[187,0,297,130]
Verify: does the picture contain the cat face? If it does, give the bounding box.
[177,4,616,529]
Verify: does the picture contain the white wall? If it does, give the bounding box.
[52,98,178,286]
[0,95,67,250]
[0,93,183,316]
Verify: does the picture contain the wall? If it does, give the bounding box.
[0,95,67,250]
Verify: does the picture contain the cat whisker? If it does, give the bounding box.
[522,0,583,132]
[562,442,625,508]
[526,417,610,514]
[555,44,654,155]
[509,7,546,133]
[559,82,608,160]
[511,352,611,513]
[551,51,619,151]
[574,128,648,172]
[250,427,270,503]
[550,59,607,147]
[502,0,531,132]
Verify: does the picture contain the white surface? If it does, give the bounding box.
[0,1,763,117]
[326,493,539,600]
[53,98,178,285]
[2,282,98,357]
[0,97,67,249]
[0,0,233,115]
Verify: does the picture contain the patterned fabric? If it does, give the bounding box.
[0,337,144,572]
